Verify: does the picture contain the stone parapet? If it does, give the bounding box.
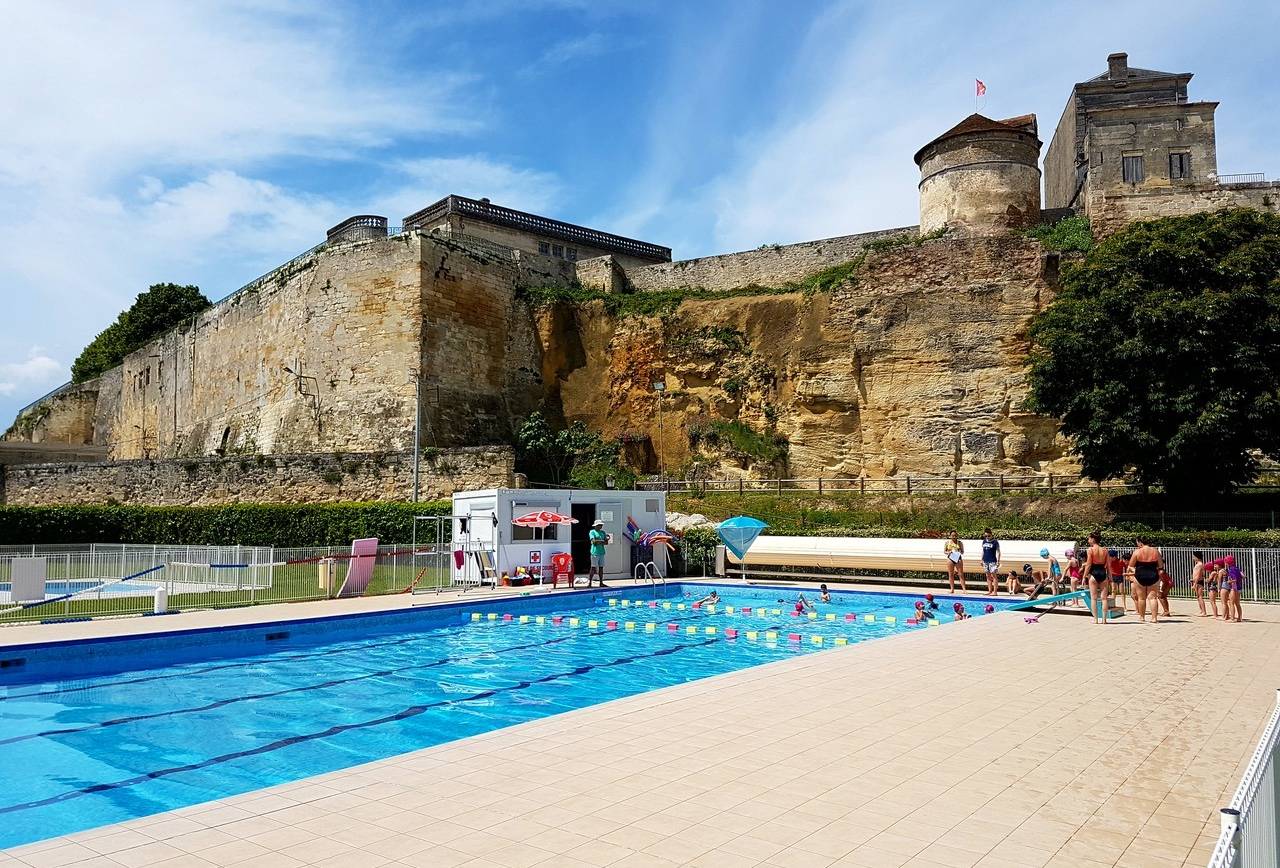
[0,446,513,506]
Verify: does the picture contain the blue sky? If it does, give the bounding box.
[1,0,1277,426]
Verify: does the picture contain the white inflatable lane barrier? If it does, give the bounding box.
[725,536,1076,574]
[0,564,166,617]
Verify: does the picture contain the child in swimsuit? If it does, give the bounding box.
[1040,548,1062,595]
[1224,556,1244,622]
[794,594,814,614]
[1065,549,1082,605]
[818,584,831,604]
[952,601,970,620]
[1206,561,1222,618]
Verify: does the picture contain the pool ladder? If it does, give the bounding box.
[634,562,665,597]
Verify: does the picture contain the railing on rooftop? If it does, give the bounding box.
[1218,173,1267,185]
[326,214,388,244]
[403,194,672,262]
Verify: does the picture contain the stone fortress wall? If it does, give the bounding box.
[4,49,1277,504]
[619,226,916,293]
[0,446,512,506]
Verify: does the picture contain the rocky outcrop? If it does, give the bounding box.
[533,234,1076,479]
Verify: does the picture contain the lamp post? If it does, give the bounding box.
[653,380,666,482]
[412,373,422,503]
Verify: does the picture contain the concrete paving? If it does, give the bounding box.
[2,589,1277,868]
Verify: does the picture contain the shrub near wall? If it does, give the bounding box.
[0,501,451,547]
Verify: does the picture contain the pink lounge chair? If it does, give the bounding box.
[336,538,379,598]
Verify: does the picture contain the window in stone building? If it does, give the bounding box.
[567,247,578,261]
[552,244,563,258]
[1122,154,1145,183]
[538,241,550,255]
[1169,152,1190,180]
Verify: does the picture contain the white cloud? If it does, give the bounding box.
[389,157,562,216]
[524,32,614,75]
[0,350,63,397]
[0,2,481,421]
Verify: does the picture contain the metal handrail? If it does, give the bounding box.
[1218,173,1267,185]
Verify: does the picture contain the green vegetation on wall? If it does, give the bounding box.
[1022,215,1094,253]
[687,419,788,465]
[1028,208,1280,495]
[72,283,212,383]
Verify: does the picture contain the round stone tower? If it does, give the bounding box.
[914,113,1042,235]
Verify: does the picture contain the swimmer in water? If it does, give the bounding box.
[793,593,815,614]
[694,590,720,607]
[819,584,831,603]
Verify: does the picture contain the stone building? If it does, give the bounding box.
[1045,51,1277,233]
[915,113,1042,235]
[401,194,671,269]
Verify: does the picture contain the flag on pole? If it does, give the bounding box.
[975,79,987,97]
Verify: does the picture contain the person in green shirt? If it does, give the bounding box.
[588,519,610,587]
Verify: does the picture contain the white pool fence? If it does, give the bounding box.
[0,543,455,623]
[1208,688,1280,867]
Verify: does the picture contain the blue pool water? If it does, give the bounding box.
[0,583,1011,848]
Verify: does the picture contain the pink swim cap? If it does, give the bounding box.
[953,602,964,613]
[915,600,925,609]
[1225,555,1235,566]
[984,604,995,613]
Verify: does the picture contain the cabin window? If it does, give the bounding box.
[1169,152,1190,180]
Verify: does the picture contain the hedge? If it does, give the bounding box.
[0,501,451,547]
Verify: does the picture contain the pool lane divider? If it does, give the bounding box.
[463,612,903,645]
[0,635,723,818]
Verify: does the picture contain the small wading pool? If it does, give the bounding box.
[0,583,1012,848]
[0,581,162,602]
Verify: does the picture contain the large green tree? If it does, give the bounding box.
[72,283,210,382]
[1027,208,1280,495]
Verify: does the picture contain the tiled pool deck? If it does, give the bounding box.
[3,586,1277,868]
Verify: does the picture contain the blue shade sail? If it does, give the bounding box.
[717,516,768,560]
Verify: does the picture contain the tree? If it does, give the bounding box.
[72,283,211,382]
[515,410,634,486]
[1027,208,1280,495]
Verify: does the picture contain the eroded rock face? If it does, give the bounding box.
[533,235,1078,479]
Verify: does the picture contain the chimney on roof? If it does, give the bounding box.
[1107,52,1129,79]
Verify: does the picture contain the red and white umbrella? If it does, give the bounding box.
[512,510,578,529]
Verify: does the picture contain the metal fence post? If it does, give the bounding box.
[1048,473,1054,493]
[1252,548,1258,602]
[818,477,823,495]
[738,478,743,495]
[999,474,1005,493]
[953,476,958,495]
[860,477,865,495]
[905,476,911,494]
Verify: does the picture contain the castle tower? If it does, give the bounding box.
[914,113,1042,235]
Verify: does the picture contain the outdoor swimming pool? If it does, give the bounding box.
[0,583,1013,848]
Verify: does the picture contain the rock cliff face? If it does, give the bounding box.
[533,235,1076,479]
